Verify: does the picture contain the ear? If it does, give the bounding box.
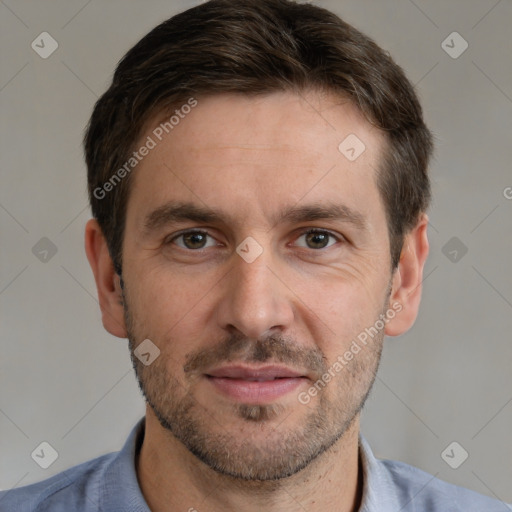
[84,218,127,338]
[385,213,429,337]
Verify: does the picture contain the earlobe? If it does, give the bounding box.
[385,214,429,337]
[84,219,127,338]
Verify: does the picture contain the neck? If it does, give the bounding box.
[136,408,363,512]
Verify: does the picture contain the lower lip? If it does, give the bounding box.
[206,376,306,403]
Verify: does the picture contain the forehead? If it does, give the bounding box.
[149,90,383,158]
[126,90,387,231]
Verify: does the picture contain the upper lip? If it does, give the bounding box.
[206,365,307,380]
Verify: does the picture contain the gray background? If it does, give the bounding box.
[1,0,511,505]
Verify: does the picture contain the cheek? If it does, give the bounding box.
[124,274,178,335]
[127,270,217,355]
[293,272,388,353]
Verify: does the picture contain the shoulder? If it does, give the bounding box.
[381,458,511,511]
[0,452,115,512]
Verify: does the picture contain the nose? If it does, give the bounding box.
[214,246,295,340]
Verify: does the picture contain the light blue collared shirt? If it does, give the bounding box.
[1,417,509,511]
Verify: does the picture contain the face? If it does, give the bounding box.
[121,90,394,480]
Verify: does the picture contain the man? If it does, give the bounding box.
[1,0,509,511]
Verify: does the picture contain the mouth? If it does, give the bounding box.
[205,365,309,403]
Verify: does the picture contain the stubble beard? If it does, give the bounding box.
[123,288,385,482]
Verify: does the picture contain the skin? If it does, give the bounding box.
[85,90,429,512]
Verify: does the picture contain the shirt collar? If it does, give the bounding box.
[101,417,398,512]
[101,416,150,512]
[357,435,402,511]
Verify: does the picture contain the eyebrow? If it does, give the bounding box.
[141,200,368,235]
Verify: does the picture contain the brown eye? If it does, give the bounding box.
[170,231,215,250]
[182,232,207,249]
[295,229,339,250]
[306,231,329,249]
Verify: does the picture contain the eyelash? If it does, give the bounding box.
[166,228,343,251]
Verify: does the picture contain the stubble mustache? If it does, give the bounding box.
[182,331,328,382]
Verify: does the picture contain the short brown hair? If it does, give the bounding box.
[85,0,433,273]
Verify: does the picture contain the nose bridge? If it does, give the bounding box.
[236,250,273,300]
[216,242,294,339]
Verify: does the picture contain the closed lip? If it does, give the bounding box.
[205,365,307,381]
